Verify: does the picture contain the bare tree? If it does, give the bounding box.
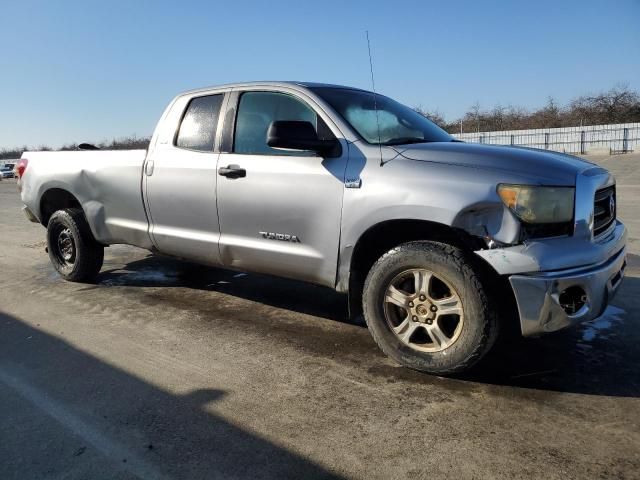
[569,84,640,125]
[414,85,640,134]
[414,106,448,129]
[470,102,481,133]
[1,136,151,159]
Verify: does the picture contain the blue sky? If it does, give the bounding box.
[1,0,638,148]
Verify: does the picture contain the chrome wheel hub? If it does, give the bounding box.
[383,268,464,353]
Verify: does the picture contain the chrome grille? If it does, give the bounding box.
[593,185,616,238]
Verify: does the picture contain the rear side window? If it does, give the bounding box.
[233,91,318,155]
[176,94,224,151]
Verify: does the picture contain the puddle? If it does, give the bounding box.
[100,268,180,287]
[578,305,625,343]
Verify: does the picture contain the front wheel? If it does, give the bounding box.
[46,208,104,282]
[363,241,498,375]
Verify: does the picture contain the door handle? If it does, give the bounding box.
[144,160,154,176]
[218,164,246,178]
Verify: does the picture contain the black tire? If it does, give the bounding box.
[363,241,498,375]
[46,208,104,282]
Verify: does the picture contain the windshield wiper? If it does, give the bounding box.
[380,137,428,146]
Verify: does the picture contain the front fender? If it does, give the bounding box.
[336,206,461,292]
[335,148,541,292]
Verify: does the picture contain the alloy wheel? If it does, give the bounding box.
[383,268,464,352]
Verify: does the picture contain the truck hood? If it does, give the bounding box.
[393,142,595,185]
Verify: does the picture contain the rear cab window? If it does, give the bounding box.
[175,94,224,152]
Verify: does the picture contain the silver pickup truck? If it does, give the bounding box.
[17,82,627,374]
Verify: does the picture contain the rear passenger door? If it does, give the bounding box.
[143,92,226,265]
[215,89,348,287]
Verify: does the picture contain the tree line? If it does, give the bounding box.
[417,85,640,134]
[0,136,150,160]
[2,85,639,159]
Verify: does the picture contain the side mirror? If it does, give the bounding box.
[267,121,339,157]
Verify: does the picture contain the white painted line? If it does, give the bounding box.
[0,366,170,480]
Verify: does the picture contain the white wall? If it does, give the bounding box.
[453,122,640,154]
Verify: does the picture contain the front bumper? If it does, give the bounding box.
[509,241,626,337]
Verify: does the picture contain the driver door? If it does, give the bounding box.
[216,89,348,287]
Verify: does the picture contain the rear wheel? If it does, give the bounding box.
[363,241,498,375]
[46,208,104,282]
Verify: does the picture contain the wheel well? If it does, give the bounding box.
[347,219,485,317]
[39,189,82,226]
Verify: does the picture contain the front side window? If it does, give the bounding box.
[234,91,318,155]
[311,87,452,145]
[176,94,224,152]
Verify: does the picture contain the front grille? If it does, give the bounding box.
[593,185,616,238]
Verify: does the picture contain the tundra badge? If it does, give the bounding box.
[259,232,301,243]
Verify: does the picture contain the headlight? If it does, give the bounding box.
[497,184,574,224]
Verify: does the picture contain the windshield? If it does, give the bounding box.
[311,87,452,145]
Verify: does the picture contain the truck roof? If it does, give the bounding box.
[179,81,370,96]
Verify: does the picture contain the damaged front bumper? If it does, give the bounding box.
[509,245,626,336]
[477,221,627,337]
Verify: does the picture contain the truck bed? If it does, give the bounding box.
[20,149,152,248]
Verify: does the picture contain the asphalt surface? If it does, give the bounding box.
[1,154,639,479]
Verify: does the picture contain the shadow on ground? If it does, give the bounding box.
[82,253,640,399]
[0,311,343,479]
[94,254,350,324]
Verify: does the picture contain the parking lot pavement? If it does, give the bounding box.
[1,155,639,479]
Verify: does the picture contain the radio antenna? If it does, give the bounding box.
[366,31,384,166]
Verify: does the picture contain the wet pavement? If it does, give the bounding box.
[1,164,640,479]
[75,249,640,398]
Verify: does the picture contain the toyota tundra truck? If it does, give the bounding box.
[16,82,627,374]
